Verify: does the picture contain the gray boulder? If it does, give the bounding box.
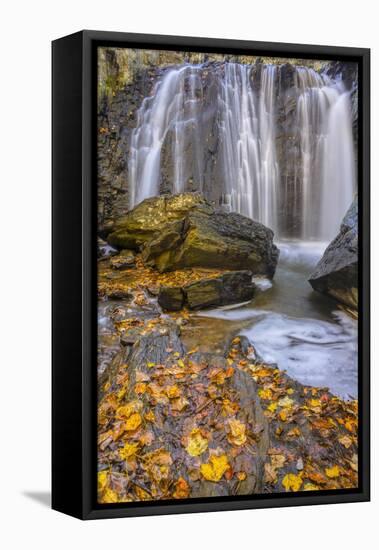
[309,196,358,310]
[108,193,279,277]
[158,270,256,311]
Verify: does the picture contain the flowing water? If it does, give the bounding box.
[126,61,358,399]
[129,62,356,242]
[194,242,358,399]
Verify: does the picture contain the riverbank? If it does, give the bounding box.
[97,247,358,503]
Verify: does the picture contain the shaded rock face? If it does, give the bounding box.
[108,193,279,277]
[309,196,358,309]
[158,271,256,311]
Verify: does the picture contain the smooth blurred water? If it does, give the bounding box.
[198,241,358,399]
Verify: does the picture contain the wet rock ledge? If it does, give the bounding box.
[309,196,358,312]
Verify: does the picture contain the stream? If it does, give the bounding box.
[185,241,358,399]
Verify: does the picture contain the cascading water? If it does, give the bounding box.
[125,60,358,399]
[218,64,279,231]
[295,69,356,240]
[128,62,356,242]
[129,65,207,207]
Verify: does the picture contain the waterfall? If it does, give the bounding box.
[218,64,279,231]
[129,65,206,207]
[128,62,356,241]
[295,70,356,240]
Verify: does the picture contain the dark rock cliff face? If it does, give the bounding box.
[97,67,158,230]
[308,196,358,310]
[97,53,358,236]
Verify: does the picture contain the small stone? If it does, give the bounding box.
[296,458,304,471]
[110,249,136,270]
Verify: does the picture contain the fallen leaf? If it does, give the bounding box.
[124,412,142,431]
[303,482,320,491]
[227,418,247,446]
[258,388,273,400]
[186,429,208,456]
[278,396,294,408]
[271,454,286,470]
[264,463,278,484]
[267,402,278,413]
[119,442,139,459]
[116,400,142,420]
[173,477,190,499]
[282,473,303,492]
[166,385,181,399]
[98,471,108,492]
[144,410,155,423]
[200,454,230,482]
[338,435,353,448]
[135,382,147,395]
[325,465,340,478]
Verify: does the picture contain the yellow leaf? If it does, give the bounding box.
[171,396,189,411]
[278,396,294,408]
[271,454,286,470]
[303,482,320,491]
[200,454,230,482]
[221,399,239,416]
[186,429,208,456]
[237,472,247,481]
[100,488,119,503]
[135,382,147,394]
[227,418,247,446]
[286,388,294,395]
[173,477,190,499]
[278,409,289,422]
[177,359,185,368]
[282,473,303,492]
[258,388,273,400]
[117,388,127,400]
[98,471,108,492]
[338,435,353,448]
[325,465,340,478]
[166,385,181,399]
[144,410,155,423]
[124,412,142,431]
[267,402,278,413]
[147,362,155,368]
[286,427,301,438]
[116,400,142,419]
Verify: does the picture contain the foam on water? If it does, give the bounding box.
[198,241,358,399]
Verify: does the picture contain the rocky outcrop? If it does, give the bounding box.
[158,270,256,311]
[108,193,279,277]
[98,324,358,503]
[309,196,358,310]
[110,249,135,270]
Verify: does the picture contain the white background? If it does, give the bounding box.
[0,0,376,548]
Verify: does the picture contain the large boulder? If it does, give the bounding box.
[184,270,255,310]
[158,270,256,311]
[309,196,358,310]
[108,194,279,277]
[107,194,211,249]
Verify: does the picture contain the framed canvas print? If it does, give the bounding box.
[52,30,370,519]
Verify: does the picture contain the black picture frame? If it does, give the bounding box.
[52,30,370,520]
